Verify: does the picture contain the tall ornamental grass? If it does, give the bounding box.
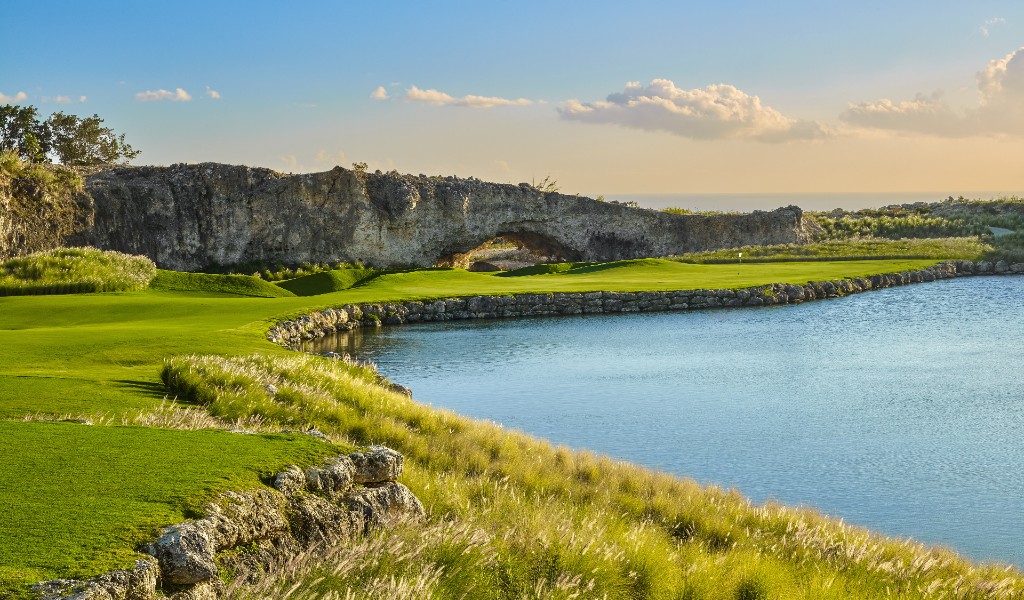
[0,247,156,296]
[163,353,1024,599]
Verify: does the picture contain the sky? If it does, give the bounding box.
[3,1,1024,197]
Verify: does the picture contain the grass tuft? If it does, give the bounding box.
[0,247,156,296]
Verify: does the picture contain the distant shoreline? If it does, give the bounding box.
[606,191,1024,213]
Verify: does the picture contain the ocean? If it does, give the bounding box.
[602,191,1022,213]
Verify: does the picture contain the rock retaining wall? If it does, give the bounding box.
[267,260,1024,347]
[34,446,424,600]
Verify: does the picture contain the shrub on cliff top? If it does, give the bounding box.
[0,247,156,296]
[0,149,83,204]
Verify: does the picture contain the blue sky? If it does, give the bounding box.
[4,1,1024,195]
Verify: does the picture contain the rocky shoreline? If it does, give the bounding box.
[267,259,1024,348]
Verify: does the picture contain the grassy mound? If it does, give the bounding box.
[149,270,297,297]
[498,262,594,277]
[274,267,379,296]
[0,247,156,296]
[162,353,1024,599]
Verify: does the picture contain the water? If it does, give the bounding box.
[307,276,1024,566]
[603,191,1022,213]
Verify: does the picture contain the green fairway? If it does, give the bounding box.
[0,256,949,595]
[0,422,345,597]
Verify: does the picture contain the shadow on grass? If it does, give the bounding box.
[112,379,167,400]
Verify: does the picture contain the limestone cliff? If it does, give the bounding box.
[0,165,93,260]
[46,163,811,270]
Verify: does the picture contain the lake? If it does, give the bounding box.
[306,276,1024,566]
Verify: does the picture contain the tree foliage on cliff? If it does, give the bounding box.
[0,104,140,166]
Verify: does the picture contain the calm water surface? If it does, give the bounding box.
[309,276,1024,566]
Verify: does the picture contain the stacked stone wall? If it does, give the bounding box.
[267,260,1024,347]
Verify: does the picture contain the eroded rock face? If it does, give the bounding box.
[66,163,808,270]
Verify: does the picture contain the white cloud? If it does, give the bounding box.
[315,149,348,166]
[841,46,1024,137]
[980,17,1006,37]
[55,95,73,104]
[79,95,87,103]
[135,87,192,102]
[370,86,389,100]
[0,91,27,103]
[206,86,221,99]
[558,79,828,143]
[279,154,300,172]
[404,85,532,108]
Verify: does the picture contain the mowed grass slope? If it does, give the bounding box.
[0,256,980,597]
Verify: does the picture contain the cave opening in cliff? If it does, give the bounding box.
[434,232,580,271]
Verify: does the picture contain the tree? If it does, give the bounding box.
[45,112,140,166]
[0,104,50,162]
[0,104,140,166]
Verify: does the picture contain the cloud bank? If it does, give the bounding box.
[404,85,532,108]
[0,91,27,103]
[135,88,192,102]
[842,46,1024,137]
[558,79,828,143]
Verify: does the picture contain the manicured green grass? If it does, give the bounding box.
[0,258,942,421]
[149,270,296,297]
[672,237,989,264]
[326,258,942,305]
[0,421,345,599]
[0,256,973,597]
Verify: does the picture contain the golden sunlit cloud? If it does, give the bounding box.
[370,86,390,100]
[404,85,532,108]
[205,87,221,99]
[559,79,829,143]
[842,46,1024,137]
[135,88,192,102]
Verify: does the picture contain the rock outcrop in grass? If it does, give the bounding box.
[34,448,423,600]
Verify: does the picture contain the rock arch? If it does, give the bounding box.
[68,163,810,271]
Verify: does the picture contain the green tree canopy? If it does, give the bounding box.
[0,104,139,166]
[0,105,50,162]
[45,112,140,166]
